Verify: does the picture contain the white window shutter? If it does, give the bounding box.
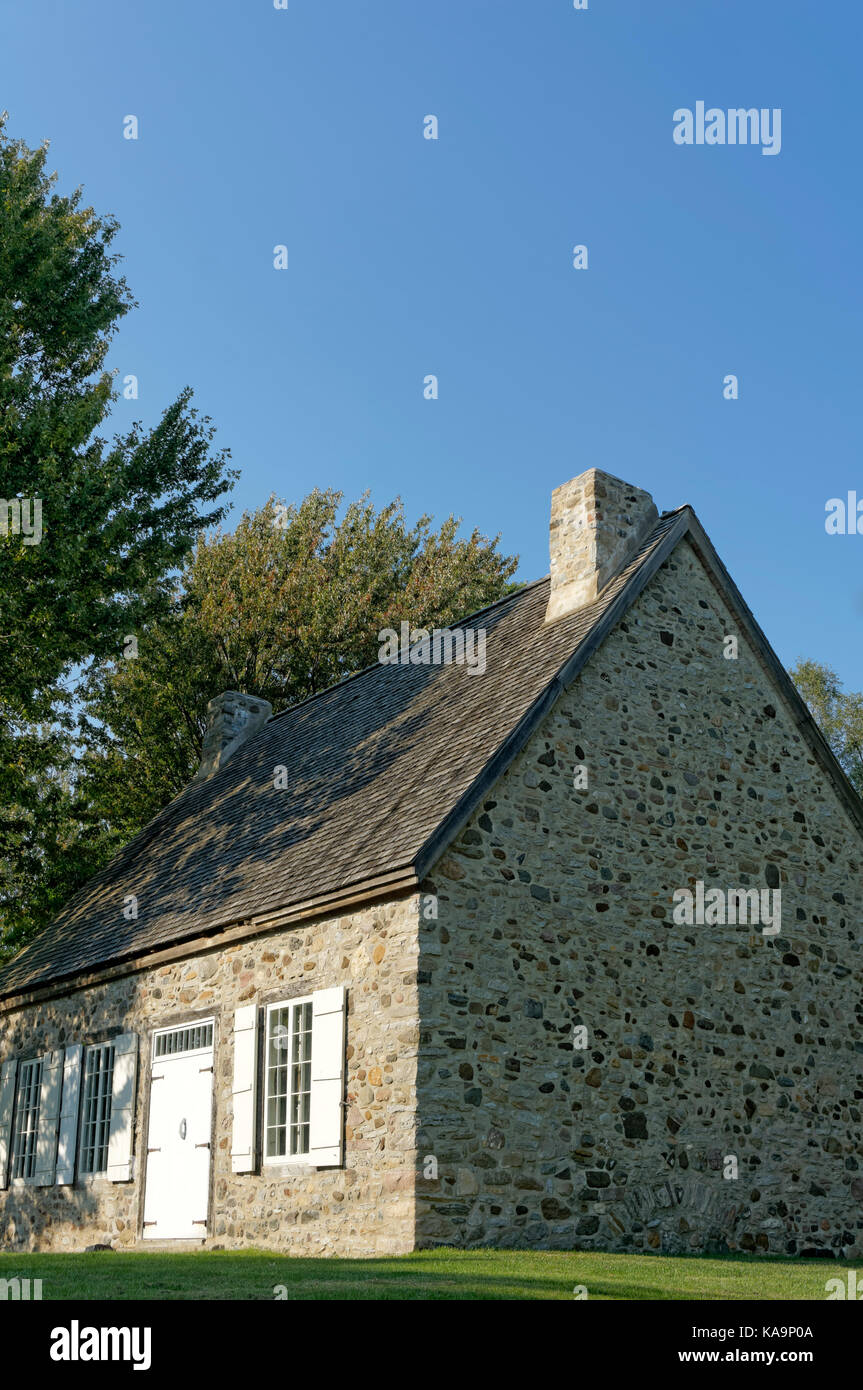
[0,1059,18,1189]
[309,986,346,1167]
[231,1004,258,1173]
[55,1044,83,1185]
[106,1033,138,1182]
[34,1049,64,1186]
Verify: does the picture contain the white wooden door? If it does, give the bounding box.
[142,1022,214,1240]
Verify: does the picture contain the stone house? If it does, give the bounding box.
[0,468,861,1258]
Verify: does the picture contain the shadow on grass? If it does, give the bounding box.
[0,1248,857,1301]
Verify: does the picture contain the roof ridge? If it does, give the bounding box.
[266,575,545,725]
[244,513,689,730]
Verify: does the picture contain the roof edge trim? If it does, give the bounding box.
[683,511,863,842]
[0,866,420,1012]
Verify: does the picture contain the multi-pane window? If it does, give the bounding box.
[265,998,312,1160]
[154,1022,213,1058]
[11,1058,42,1179]
[79,1044,115,1175]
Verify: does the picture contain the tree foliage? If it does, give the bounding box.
[78,490,519,835]
[0,117,236,959]
[790,658,863,798]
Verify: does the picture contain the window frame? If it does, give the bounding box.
[263,995,314,1165]
[152,1020,214,1060]
[77,1042,116,1178]
[10,1057,42,1182]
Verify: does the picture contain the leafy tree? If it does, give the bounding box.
[0,116,236,960]
[0,728,113,963]
[790,658,863,798]
[78,491,519,835]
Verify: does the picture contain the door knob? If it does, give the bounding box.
[179,1118,187,1140]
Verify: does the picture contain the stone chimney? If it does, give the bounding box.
[195,691,273,781]
[544,469,659,623]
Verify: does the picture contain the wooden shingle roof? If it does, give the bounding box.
[2,505,858,1004]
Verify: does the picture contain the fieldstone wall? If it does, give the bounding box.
[0,894,420,1255]
[416,538,863,1258]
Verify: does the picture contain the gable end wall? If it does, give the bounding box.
[416,539,863,1257]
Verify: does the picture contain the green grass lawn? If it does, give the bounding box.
[0,1247,855,1300]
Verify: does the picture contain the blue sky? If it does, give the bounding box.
[2,0,861,685]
